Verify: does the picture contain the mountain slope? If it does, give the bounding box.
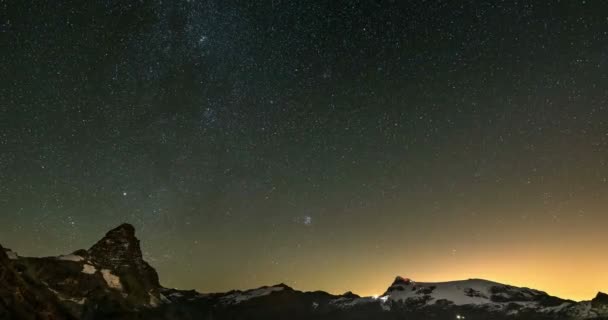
[6,224,167,319]
[0,245,74,320]
[1,224,607,320]
[382,276,570,310]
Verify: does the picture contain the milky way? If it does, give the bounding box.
[2,1,608,300]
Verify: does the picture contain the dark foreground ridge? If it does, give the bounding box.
[1,224,606,320]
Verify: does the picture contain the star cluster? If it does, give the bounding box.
[2,1,608,300]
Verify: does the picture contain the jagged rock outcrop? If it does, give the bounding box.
[0,244,73,320]
[87,223,160,288]
[383,276,414,295]
[87,223,161,299]
[392,276,413,286]
[592,292,608,309]
[6,224,166,319]
[341,291,360,299]
[2,226,608,320]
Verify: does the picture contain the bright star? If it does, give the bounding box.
[303,215,312,226]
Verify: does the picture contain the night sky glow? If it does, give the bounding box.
[2,1,608,301]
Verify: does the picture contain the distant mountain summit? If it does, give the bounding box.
[87,223,161,289]
[389,276,414,286]
[2,224,168,319]
[382,276,568,312]
[592,292,608,309]
[88,223,140,265]
[0,224,607,320]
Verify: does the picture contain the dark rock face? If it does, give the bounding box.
[415,285,436,295]
[5,224,167,319]
[1,225,607,320]
[490,285,543,303]
[84,223,163,310]
[0,245,73,320]
[384,276,413,295]
[341,291,360,299]
[592,292,608,308]
[386,285,405,292]
[464,287,487,298]
[392,276,413,286]
[88,223,160,289]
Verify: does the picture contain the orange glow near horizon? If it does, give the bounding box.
[283,245,608,302]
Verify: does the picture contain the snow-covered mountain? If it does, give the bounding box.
[1,224,607,320]
[322,276,606,319]
[380,276,570,311]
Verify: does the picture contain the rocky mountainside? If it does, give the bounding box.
[0,245,74,320]
[1,224,606,320]
[87,224,160,290]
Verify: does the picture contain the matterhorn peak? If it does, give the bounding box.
[88,223,160,288]
[89,223,138,250]
[104,223,137,240]
[88,223,143,266]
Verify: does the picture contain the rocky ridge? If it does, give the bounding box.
[1,224,607,320]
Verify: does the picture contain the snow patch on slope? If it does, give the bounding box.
[541,302,572,313]
[61,296,87,305]
[82,264,97,274]
[221,286,285,304]
[149,293,161,307]
[331,295,393,311]
[5,250,18,260]
[44,281,87,305]
[148,290,171,307]
[387,279,500,305]
[564,301,608,319]
[332,296,376,308]
[101,269,123,290]
[57,254,85,262]
[385,278,548,309]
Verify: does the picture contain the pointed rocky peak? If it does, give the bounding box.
[383,276,415,296]
[592,292,608,308]
[392,276,414,286]
[88,223,160,288]
[107,223,137,238]
[94,223,138,248]
[88,223,142,263]
[342,291,360,299]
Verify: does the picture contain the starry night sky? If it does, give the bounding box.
[2,1,608,300]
